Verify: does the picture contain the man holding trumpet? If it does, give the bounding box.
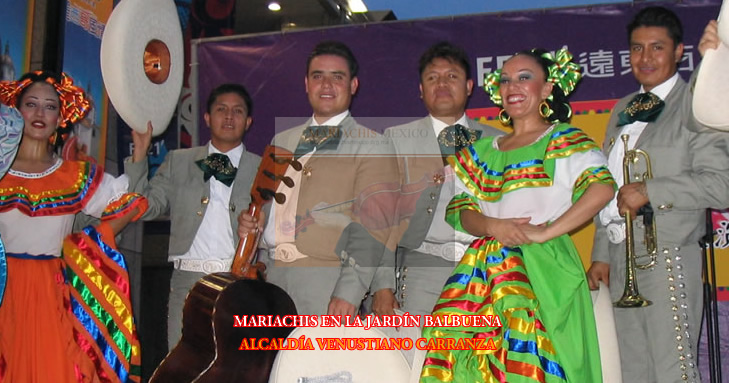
[588,6,729,383]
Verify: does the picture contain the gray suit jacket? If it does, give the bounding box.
[269,114,401,305]
[125,145,261,257]
[370,117,503,292]
[591,76,729,264]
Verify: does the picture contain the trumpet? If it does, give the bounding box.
[614,134,656,308]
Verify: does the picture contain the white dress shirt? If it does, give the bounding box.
[262,111,349,249]
[599,73,679,226]
[174,142,243,261]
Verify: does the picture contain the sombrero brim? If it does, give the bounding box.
[693,0,729,131]
[0,104,22,179]
[269,324,412,383]
[100,0,183,137]
[591,281,623,383]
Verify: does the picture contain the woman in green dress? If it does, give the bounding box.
[420,48,615,383]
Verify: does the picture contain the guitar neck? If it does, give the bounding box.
[231,203,262,279]
[229,145,296,280]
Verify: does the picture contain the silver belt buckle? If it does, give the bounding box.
[441,242,467,262]
[417,241,467,262]
[173,258,232,273]
[274,243,307,263]
[200,259,226,273]
[606,222,626,244]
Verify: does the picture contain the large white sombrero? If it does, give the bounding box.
[591,282,623,383]
[0,104,22,179]
[0,103,22,306]
[693,0,729,131]
[269,323,412,383]
[100,0,183,137]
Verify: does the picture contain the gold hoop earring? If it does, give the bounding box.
[539,101,552,120]
[498,109,511,125]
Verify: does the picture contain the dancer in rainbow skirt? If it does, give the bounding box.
[0,71,147,383]
[421,48,615,383]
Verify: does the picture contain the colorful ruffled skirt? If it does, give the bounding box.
[0,226,140,383]
[421,235,601,383]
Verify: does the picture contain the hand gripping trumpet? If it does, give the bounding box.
[614,134,657,308]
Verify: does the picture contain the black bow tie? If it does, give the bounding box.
[293,125,342,158]
[438,124,481,161]
[617,92,665,126]
[196,153,237,186]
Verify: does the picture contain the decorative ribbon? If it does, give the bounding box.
[293,125,342,158]
[196,153,237,187]
[483,48,581,105]
[0,71,90,127]
[617,92,665,126]
[438,124,481,157]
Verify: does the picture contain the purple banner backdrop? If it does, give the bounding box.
[195,0,720,153]
[196,1,728,376]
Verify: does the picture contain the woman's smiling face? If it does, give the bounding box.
[499,54,553,121]
[18,82,62,142]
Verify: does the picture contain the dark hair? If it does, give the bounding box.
[306,41,359,78]
[418,41,471,80]
[627,6,683,46]
[206,83,253,115]
[16,70,71,149]
[16,71,63,108]
[512,49,572,124]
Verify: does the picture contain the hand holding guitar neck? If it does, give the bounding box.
[150,145,300,383]
[231,145,300,279]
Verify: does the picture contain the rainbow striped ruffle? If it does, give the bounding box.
[0,160,102,217]
[101,193,148,222]
[63,225,141,383]
[423,123,607,382]
[448,124,604,203]
[421,240,567,383]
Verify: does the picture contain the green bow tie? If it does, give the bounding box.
[196,153,237,187]
[617,92,665,126]
[293,125,342,158]
[438,124,481,158]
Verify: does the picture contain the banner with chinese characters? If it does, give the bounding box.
[62,0,113,163]
[0,0,33,81]
[195,0,727,291]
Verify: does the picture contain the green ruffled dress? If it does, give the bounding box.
[421,123,615,383]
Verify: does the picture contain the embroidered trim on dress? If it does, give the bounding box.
[492,124,556,151]
[7,157,62,179]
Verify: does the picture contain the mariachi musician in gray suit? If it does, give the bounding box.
[259,41,401,318]
[371,42,503,318]
[126,83,261,350]
[587,7,729,383]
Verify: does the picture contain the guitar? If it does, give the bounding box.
[150,145,300,383]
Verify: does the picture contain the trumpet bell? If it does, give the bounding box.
[614,294,652,308]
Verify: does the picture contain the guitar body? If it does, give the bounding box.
[195,277,297,383]
[150,275,298,383]
[150,273,231,383]
[150,146,300,382]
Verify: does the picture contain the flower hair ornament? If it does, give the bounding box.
[0,71,90,147]
[483,47,582,105]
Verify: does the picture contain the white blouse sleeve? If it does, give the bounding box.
[82,173,131,218]
[565,149,610,190]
